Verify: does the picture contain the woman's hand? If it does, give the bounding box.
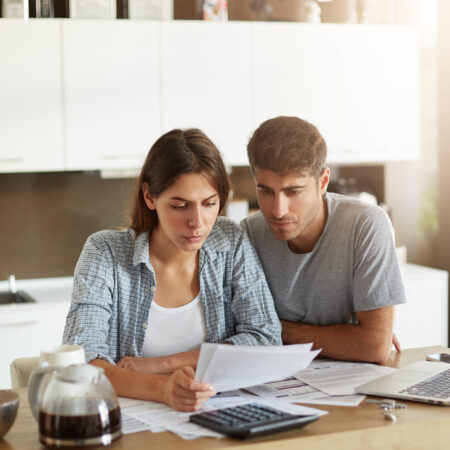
[163,366,215,412]
[117,356,169,374]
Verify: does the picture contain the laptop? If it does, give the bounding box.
[355,360,450,405]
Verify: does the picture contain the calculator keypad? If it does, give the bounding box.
[189,402,318,439]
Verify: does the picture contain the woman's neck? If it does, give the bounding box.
[149,226,198,266]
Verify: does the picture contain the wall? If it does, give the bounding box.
[384,0,439,266]
[437,0,450,275]
[1,163,387,281]
[0,172,135,280]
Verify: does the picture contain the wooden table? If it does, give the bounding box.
[2,346,450,449]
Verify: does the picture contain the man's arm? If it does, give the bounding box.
[281,305,395,364]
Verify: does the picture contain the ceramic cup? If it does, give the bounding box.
[39,344,86,367]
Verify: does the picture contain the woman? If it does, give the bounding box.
[63,128,281,412]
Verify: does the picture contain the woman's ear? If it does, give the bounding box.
[142,183,156,210]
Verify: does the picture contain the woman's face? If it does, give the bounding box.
[143,172,220,252]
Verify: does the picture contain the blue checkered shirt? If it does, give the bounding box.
[63,217,282,363]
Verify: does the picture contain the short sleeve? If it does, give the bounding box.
[352,207,406,311]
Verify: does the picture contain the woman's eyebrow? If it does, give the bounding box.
[170,193,219,202]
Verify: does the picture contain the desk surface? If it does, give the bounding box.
[1,346,449,449]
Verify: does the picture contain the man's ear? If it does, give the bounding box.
[320,167,330,195]
[142,183,156,210]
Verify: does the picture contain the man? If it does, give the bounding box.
[241,116,405,364]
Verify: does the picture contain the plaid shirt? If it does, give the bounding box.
[63,217,282,363]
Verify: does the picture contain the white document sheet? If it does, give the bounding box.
[246,377,365,407]
[294,359,397,396]
[119,392,326,439]
[195,343,320,392]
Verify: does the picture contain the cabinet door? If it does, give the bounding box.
[338,26,420,162]
[161,21,252,166]
[63,20,161,171]
[0,19,64,173]
[0,302,70,389]
[252,23,340,163]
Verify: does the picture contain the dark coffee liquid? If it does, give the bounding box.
[39,406,121,441]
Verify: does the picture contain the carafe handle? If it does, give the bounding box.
[27,366,57,421]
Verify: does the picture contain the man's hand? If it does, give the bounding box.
[163,366,215,412]
[392,333,401,353]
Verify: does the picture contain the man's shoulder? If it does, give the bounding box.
[327,193,389,224]
[241,211,267,234]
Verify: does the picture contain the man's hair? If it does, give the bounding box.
[130,128,230,235]
[247,116,327,177]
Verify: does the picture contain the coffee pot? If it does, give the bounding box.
[28,364,121,447]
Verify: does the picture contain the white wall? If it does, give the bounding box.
[385,0,439,267]
[437,0,450,275]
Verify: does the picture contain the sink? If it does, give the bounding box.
[0,291,37,305]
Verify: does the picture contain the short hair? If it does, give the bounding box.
[247,116,327,177]
[130,128,230,235]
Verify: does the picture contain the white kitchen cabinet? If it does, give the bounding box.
[161,21,252,166]
[0,20,420,173]
[0,301,70,389]
[0,19,64,173]
[337,26,420,163]
[0,276,73,389]
[63,20,161,171]
[395,264,448,349]
[251,23,420,165]
[251,23,340,162]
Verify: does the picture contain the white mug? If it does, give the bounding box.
[39,344,85,367]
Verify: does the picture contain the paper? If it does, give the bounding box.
[246,376,365,407]
[195,343,319,392]
[119,392,326,439]
[294,359,397,396]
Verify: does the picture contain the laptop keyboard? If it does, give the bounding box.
[399,368,450,399]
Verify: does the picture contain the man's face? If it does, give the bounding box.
[254,167,330,251]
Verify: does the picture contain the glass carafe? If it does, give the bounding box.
[38,365,121,447]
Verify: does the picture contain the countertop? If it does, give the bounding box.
[0,276,73,316]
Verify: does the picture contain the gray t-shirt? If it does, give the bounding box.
[241,193,406,325]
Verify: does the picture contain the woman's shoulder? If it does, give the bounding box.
[213,216,244,236]
[85,228,135,253]
[205,217,246,251]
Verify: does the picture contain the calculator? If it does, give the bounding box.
[189,402,319,439]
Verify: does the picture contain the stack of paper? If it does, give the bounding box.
[119,393,327,439]
[195,343,320,392]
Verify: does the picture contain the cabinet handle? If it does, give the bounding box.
[0,319,38,327]
[0,157,24,163]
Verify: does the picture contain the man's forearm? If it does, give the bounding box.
[281,319,393,364]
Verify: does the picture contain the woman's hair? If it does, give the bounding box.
[247,116,327,178]
[130,128,230,235]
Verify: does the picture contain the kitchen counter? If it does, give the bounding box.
[0,277,74,389]
[0,276,73,306]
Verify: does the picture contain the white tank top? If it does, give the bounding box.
[142,293,206,358]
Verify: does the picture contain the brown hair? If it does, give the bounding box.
[130,128,230,235]
[247,116,327,178]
